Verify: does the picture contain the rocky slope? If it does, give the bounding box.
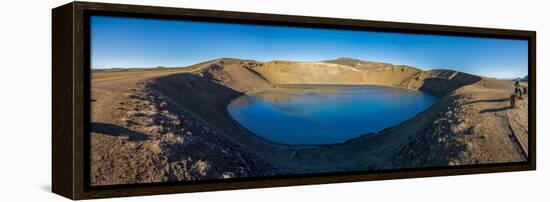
[91,57,529,184]
[244,59,480,96]
[90,63,275,185]
[151,58,528,170]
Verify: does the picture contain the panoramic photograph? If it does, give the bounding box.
[89,15,529,186]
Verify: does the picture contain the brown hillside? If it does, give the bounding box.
[90,57,529,184]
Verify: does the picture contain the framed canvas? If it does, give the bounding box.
[52,1,536,199]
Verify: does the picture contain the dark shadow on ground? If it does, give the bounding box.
[418,70,481,96]
[151,72,247,141]
[480,106,512,113]
[91,122,149,141]
[463,98,510,105]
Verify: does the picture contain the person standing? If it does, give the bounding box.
[515,79,522,98]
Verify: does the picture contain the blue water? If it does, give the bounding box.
[227,85,438,145]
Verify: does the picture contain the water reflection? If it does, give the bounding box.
[228,85,438,145]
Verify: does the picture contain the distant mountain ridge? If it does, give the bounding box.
[92,66,167,73]
[324,57,415,70]
[93,57,421,73]
[157,57,481,97]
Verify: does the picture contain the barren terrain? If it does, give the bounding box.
[90,58,528,185]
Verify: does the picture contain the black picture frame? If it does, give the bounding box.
[52,1,536,200]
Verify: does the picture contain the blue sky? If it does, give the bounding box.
[91,16,528,78]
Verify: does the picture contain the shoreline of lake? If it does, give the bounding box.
[90,58,528,185]
[227,84,439,145]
